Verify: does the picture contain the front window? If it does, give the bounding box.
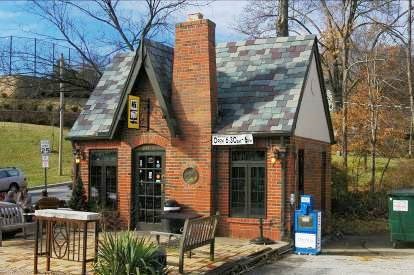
[89,150,118,210]
[230,150,266,218]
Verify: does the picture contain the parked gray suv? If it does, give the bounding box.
[0,167,26,192]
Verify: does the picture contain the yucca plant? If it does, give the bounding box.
[93,231,166,275]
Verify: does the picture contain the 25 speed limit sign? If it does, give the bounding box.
[40,140,51,155]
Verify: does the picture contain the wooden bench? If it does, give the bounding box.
[0,204,35,247]
[151,214,219,273]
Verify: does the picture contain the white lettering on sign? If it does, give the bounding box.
[393,200,408,212]
[212,134,254,146]
[40,140,50,155]
[295,232,316,249]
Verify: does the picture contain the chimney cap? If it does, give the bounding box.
[188,12,204,21]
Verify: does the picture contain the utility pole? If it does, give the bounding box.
[58,54,64,175]
[408,0,413,158]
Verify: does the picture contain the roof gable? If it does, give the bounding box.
[215,35,316,134]
[68,40,177,140]
[294,53,331,142]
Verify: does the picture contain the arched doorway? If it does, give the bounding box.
[133,145,165,230]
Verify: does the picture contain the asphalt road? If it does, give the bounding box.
[252,234,414,275]
[29,184,71,203]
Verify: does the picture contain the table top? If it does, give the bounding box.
[161,212,201,220]
[35,209,101,221]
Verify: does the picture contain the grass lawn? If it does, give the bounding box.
[332,154,400,190]
[0,122,73,188]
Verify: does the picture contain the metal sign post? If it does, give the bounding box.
[40,140,50,195]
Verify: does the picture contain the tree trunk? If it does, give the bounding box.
[379,144,396,190]
[342,51,349,171]
[277,0,289,37]
[408,0,414,158]
[364,153,368,172]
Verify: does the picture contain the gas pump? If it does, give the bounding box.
[294,195,322,255]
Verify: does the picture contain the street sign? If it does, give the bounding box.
[212,134,254,145]
[42,155,49,168]
[40,140,51,155]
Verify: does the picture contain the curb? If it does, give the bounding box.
[28,181,71,191]
[205,242,292,274]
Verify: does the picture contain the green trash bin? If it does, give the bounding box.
[388,189,414,248]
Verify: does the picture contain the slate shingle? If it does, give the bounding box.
[68,40,174,139]
[215,35,315,134]
[69,35,316,139]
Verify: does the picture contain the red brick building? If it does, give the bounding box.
[68,14,334,241]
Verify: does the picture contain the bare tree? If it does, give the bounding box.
[277,0,289,37]
[237,0,403,173]
[29,0,190,78]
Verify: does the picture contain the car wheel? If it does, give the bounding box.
[9,183,19,192]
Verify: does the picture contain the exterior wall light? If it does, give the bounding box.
[73,148,82,164]
[274,147,287,160]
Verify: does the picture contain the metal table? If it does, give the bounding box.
[152,212,201,244]
[34,209,100,275]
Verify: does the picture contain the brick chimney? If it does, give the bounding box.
[170,13,217,215]
[173,13,217,124]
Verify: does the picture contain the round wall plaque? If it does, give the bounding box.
[183,167,199,184]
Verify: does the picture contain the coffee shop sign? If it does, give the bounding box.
[212,134,254,146]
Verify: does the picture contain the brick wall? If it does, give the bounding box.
[215,136,331,240]
[286,136,332,233]
[75,17,218,227]
[169,17,217,215]
[215,139,283,240]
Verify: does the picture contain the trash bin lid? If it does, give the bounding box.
[165,199,179,207]
[389,188,414,197]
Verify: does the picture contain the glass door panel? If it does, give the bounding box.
[231,166,246,216]
[135,151,164,228]
[250,166,265,216]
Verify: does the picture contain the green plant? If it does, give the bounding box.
[382,159,414,190]
[68,176,88,211]
[70,105,79,112]
[93,231,166,275]
[46,103,54,111]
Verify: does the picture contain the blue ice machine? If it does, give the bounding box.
[294,195,322,255]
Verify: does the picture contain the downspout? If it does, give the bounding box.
[280,136,287,240]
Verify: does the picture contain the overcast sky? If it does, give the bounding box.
[0,1,249,43]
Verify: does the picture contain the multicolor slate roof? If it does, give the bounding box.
[68,52,135,138]
[68,40,175,139]
[215,35,316,134]
[69,35,319,139]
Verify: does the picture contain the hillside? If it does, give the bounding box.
[0,122,72,187]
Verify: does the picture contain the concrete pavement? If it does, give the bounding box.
[29,184,71,203]
[251,234,414,275]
